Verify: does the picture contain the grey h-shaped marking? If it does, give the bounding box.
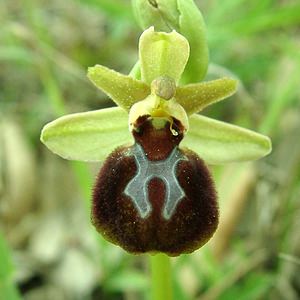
[124,143,187,220]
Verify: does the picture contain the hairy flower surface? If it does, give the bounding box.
[41,27,271,256]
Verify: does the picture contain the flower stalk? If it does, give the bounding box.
[150,254,172,300]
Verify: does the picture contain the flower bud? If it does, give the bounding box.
[132,0,209,83]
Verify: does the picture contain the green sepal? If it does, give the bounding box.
[41,107,132,162]
[181,114,272,165]
[88,65,150,110]
[139,27,189,84]
[175,77,238,115]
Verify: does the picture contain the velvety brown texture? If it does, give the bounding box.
[92,119,218,256]
[132,115,185,161]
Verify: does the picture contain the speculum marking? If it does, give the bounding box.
[124,143,187,220]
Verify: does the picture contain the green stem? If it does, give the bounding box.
[150,253,172,300]
[0,231,22,300]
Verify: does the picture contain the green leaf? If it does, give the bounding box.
[41,107,132,162]
[139,27,189,84]
[182,114,271,164]
[0,46,33,63]
[88,65,150,110]
[221,273,273,300]
[0,234,14,281]
[0,281,22,300]
[105,270,149,292]
[175,77,237,115]
[0,233,21,300]
[229,4,300,35]
[76,0,133,21]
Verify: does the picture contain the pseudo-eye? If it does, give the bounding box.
[92,113,218,256]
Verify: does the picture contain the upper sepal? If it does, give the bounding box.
[139,27,189,85]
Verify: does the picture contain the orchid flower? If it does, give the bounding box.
[41,27,271,256]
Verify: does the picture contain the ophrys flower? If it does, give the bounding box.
[41,27,271,256]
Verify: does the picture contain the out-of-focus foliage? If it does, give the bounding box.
[0,0,299,299]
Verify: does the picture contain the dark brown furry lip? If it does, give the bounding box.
[91,117,218,256]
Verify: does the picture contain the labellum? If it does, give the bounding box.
[92,114,218,256]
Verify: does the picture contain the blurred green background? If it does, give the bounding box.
[1,0,300,299]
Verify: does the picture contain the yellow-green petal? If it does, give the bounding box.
[88,65,150,111]
[175,78,238,115]
[182,114,272,165]
[41,107,132,162]
[139,27,189,84]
